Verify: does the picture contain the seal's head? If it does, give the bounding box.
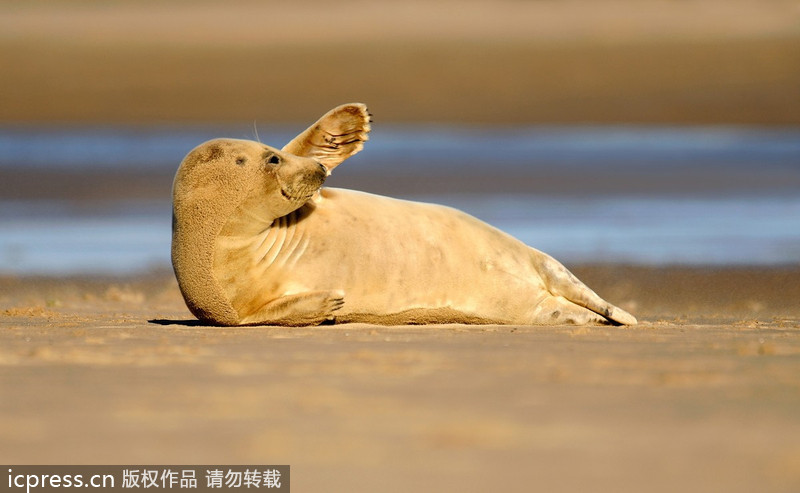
[174,138,328,223]
[172,138,328,325]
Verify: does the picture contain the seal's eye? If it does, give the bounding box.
[235,157,246,166]
[267,154,281,165]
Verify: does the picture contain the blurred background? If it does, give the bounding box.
[1,0,799,274]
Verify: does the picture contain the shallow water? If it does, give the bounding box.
[1,125,798,274]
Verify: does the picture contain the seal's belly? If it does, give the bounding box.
[284,189,550,319]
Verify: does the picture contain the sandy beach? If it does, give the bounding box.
[2,266,800,492]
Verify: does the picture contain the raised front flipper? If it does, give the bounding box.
[238,290,345,326]
[281,103,371,171]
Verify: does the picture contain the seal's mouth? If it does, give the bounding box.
[275,161,327,203]
[279,185,318,203]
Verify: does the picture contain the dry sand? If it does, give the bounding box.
[1,266,799,492]
[1,0,799,125]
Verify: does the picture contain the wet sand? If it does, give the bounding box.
[1,266,799,492]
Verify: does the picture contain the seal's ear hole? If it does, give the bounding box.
[235,157,246,166]
[266,154,281,165]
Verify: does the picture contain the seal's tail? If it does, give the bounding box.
[534,251,638,325]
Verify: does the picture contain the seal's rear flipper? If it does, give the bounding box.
[603,305,638,326]
[534,250,638,325]
[282,103,371,172]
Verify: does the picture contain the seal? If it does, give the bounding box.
[172,103,637,326]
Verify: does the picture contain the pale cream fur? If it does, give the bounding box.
[172,103,637,326]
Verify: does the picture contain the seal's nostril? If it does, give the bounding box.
[318,162,329,176]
